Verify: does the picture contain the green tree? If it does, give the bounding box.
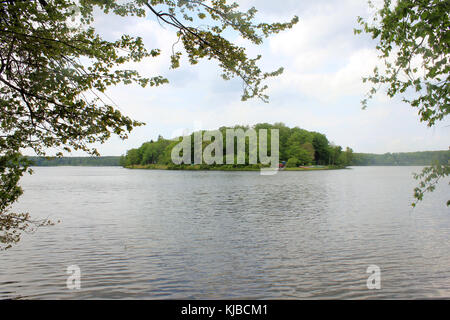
[119,155,126,167]
[287,145,313,165]
[0,153,53,249]
[296,149,314,166]
[312,133,330,165]
[328,144,342,166]
[286,157,299,168]
[413,162,450,207]
[141,143,157,165]
[338,147,354,166]
[273,122,290,160]
[0,0,298,249]
[125,149,141,166]
[356,0,449,206]
[122,123,351,169]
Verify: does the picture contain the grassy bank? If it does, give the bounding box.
[125,164,261,171]
[284,165,346,171]
[125,164,346,171]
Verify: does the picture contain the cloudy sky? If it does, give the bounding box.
[78,0,449,156]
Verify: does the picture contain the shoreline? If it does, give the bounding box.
[124,164,347,171]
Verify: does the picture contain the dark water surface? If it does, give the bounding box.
[1,166,449,299]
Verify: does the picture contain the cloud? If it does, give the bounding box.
[36,1,449,156]
[271,48,379,103]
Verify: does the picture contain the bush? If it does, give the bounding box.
[287,158,299,168]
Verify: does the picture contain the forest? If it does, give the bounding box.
[352,151,449,166]
[26,134,448,169]
[27,156,121,167]
[121,123,354,169]
[27,150,448,168]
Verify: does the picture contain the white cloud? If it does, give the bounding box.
[37,1,449,156]
[271,48,379,103]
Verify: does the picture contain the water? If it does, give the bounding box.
[1,166,449,299]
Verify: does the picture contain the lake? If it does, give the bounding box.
[1,166,449,299]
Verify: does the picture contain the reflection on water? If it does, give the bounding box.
[1,166,449,299]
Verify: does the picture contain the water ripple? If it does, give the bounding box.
[1,166,449,299]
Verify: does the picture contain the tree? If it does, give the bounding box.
[301,142,315,158]
[312,133,330,165]
[286,157,299,168]
[141,142,157,165]
[356,0,449,206]
[413,162,450,207]
[0,0,298,249]
[125,148,141,166]
[338,147,354,166]
[328,144,342,166]
[273,122,291,160]
[287,145,313,165]
[0,153,54,249]
[296,149,313,165]
[122,123,348,169]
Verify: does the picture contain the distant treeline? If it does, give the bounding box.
[27,156,121,166]
[122,123,354,168]
[25,144,449,169]
[351,151,449,166]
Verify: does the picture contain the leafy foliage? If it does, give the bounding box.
[352,150,449,166]
[0,0,297,249]
[356,0,449,206]
[27,156,121,166]
[356,0,449,126]
[412,162,450,207]
[123,123,354,167]
[286,157,299,168]
[0,153,53,250]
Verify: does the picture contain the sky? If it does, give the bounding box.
[67,0,449,156]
